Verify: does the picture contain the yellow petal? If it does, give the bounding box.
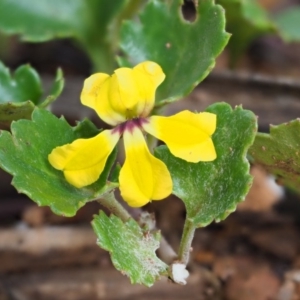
[95,77,127,125]
[81,73,109,109]
[48,130,120,188]
[113,68,140,114]
[195,111,217,135]
[119,127,172,207]
[132,61,165,117]
[80,73,125,126]
[134,61,166,88]
[143,110,217,163]
[111,61,165,118]
[80,61,165,124]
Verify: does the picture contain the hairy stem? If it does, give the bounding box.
[159,236,178,264]
[138,211,177,264]
[97,191,131,222]
[178,219,196,265]
[98,195,177,263]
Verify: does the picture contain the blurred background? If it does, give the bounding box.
[1,0,300,299]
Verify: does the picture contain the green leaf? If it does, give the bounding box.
[249,120,300,193]
[0,62,42,104]
[0,101,35,130]
[0,109,117,216]
[273,7,300,42]
[0,0,86,41]
[109,163,121,183]
[120,0,229,105]
[0,64,64,127]
[216,0,275,65]
[92,211,167,287]
[155,103,257,227]
[39,68,64,108]
[0,0,129,72]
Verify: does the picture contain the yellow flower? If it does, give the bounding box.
[48,61,217,207]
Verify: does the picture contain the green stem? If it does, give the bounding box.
[98,193,178,264]
[178,219,196,265]
[114,0,143,35]
[98,191,131,222]
[83,41,116,73]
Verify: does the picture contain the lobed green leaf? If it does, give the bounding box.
[0,64,64,127]
[121,0,229,105]
[0,109,117,216]
[40,68,64,108]
[0,62,42,105]
[156,103,257,227]
[249,120,300,193]
[92,211,167,287]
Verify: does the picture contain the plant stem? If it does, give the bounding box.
[83,41,116,73]
[138,211,177,263]
[98,191,131,222]
[98,194,177,263]
[159,236,178,264]
[178,219,196,265]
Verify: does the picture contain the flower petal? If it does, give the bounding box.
[112,61,165,118]
[48,130,120,188]
[134,61,166,89]
[132,61,165,117]
[81,73,109,109]
[112,68,140,114]
[80,73,125,126]
[80,61,165,125]
[119,127,172,207]
[143,110,217,163]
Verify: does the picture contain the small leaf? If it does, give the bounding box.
[217,0,275,65]
[0,101,35,129]
[39,68,64,107]
[121,0,229,105]
[249,120,300,193]
[0,63,64,127]
[156,103,257,227]
[0,62,42,104]
[0,109,117,216]
[92,211,167,287]
[109,162,121,183]
[73,118,100,139]
[273,7,300,42]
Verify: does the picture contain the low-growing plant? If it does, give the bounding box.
[0,0,299,286]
